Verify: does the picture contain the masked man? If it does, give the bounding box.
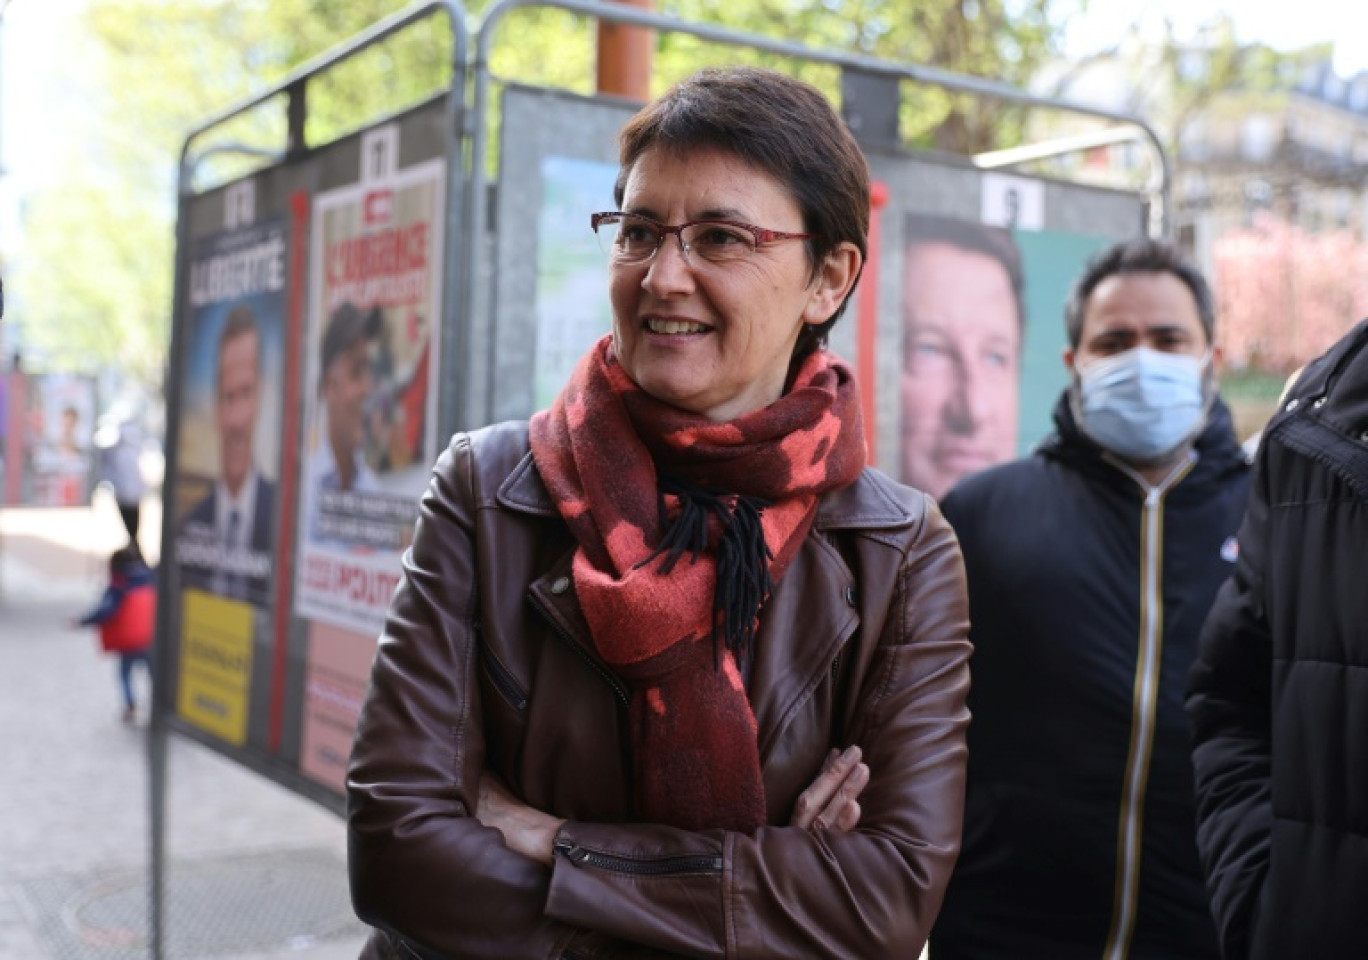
[930,239,1251,959]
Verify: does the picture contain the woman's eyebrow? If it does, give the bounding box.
[695,207,749,221]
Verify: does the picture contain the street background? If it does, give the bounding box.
[0,489,369,960]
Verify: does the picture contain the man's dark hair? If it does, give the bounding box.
[320,303,383,386]
[110,543,145,575]
[904,214,1026,336]
[615,66,871,362]
[1065,238,1215,350]
[217,304,261,387]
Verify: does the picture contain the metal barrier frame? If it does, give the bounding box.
[465,0,1171,422]
[151,4,1167,954]
[151,5,468,957]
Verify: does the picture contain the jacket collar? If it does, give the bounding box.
[512,447,866,776]
[1040,390,1247,487]
[497,450,918,531]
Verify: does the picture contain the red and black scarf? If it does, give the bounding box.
[529,336,865,831]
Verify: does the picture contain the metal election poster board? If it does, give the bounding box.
[162,94,453,812]
[868,152,1144,498]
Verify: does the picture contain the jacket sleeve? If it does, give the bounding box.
[79,585,123,627]
[1185,445,1274,960]
[543,500,972,958]
[347,434,579,960]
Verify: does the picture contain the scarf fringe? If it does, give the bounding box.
[638,476,776,670]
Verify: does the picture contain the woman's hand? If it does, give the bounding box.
[476,772,566,866]
[791,745,870,833]
[477,747,866,864]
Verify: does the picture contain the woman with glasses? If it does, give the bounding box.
[348,66,971,959]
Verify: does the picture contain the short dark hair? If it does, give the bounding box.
[320,302,383,380]
[904,214,1026,335]
[1065,238,1215,350]
[110,543,145,575]
[615,66,870,361]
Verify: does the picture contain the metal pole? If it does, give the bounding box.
[596,0,653,101]
[433,2,470,440]
[147,147,195,960]
[146,139,278,960]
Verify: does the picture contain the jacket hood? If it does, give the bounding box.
[1040,389,1248,487]
[115,562,156,589]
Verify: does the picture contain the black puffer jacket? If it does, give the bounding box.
[1188,319,1368,960]
[932,395,1251,960]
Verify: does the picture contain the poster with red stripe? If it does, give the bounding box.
[295,137,444,637]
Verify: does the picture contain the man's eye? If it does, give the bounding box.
[907,339,954,372]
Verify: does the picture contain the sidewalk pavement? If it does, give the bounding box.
[0,491,370,960]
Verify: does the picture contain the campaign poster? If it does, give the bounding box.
[295,156,444,636]
[178,588,254,745]
[174,218,288,611]
[299,620,376,792]
[27,373,97,506]
[1014,229,1116,451]
[533,156,617,410]
[898,212,1112,500]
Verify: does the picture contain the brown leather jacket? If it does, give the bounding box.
[347,422,972,959]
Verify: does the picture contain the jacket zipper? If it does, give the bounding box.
[1101,455,1194,960]
[553,839,722,876]
[479,636,529,713]
[528,593,630,707]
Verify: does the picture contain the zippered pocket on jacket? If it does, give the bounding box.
[479,634,529,714]
[553,839,722,877]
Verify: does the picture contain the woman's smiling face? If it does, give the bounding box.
[609,146,838,422]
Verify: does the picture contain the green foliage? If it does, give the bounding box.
[1144,17,1335,156]
[23,0,1070,384]
[657,0,1065,152]
[19,184,170,383]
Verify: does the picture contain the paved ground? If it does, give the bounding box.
[0,491,370,960]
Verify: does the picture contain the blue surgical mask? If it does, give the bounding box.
[1074,347,1209,461]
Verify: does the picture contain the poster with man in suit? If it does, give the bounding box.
[175,218,287,609]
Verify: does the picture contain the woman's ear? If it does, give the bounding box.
[802,243,863,325]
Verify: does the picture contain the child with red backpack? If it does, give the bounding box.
[74,544,156,722]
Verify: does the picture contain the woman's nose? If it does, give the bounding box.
[642,233,695,297]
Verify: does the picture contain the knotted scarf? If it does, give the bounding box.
[529,335,866,831]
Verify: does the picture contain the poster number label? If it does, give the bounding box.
[361,126,400,184]
[225,180,256,230]
[981,173,1044,231]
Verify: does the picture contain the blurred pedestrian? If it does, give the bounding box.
[1188,319,1368,958]
[931,238,1252,959]
[72,544,156,722]
[100,418,146,542]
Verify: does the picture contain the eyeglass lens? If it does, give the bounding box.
[595,215,758,264]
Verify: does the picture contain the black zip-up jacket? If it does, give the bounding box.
[1187,319,1368,960]
[931,394,1252,960]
